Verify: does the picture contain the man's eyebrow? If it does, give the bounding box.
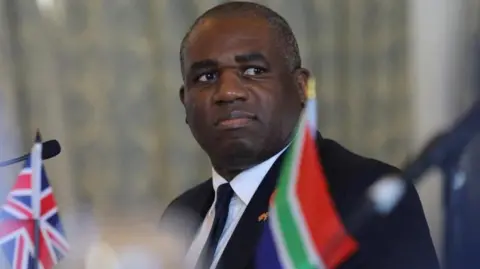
[188,59,218,73]
[234,52,269,65]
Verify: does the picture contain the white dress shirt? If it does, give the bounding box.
[184,147,288,269]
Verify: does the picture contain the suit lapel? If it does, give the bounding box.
[197,185,215,220]
[216,152,286,269]
[187,183,215,248]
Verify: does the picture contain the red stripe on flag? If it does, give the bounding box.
[15,235,24,269]
[37,229,54,269]
[13,173,31,190]
[41,193,56,216]
[295,129,358,268]
[0,220,32,240]
[6,199,33,219]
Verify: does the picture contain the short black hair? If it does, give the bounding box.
[179,1,301,77]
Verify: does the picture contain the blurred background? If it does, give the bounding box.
[0,0,479,268]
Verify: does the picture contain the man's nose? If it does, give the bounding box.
[212,71,248,104]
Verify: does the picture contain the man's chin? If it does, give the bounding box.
[222,139,256,156]
[213,139,258,167]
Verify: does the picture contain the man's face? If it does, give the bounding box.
[180,16,309,172]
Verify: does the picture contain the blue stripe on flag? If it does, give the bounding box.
[255,221,283,269]
[16,195,32,208]
[1,238,15,263]
[47,213,66,235]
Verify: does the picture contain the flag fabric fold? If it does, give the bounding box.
[256,78,358,269]
[0,139,69,269]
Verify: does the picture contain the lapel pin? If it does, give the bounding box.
[258,212,268,222]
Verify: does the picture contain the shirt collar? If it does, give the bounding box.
[211,146,288,205]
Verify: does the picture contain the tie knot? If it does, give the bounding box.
[215,183,234,214]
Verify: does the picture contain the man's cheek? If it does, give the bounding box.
[187,109,208,127]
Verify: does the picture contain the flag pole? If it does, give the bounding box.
[306,78,317,136]
[32,130,42,269]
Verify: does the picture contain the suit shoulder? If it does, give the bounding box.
[158,179,213,244]
[319,139,400,194]
[164,179,212,212]
[322,138,400,172]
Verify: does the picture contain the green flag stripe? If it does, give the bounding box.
[269,207,295,269]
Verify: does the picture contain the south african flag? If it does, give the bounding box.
[255,78,358,269]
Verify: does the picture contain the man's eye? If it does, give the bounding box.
[197,72,217,82]
[243,67,265,76]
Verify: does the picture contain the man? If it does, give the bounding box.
[160,2,440,269]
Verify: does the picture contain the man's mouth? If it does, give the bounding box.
[216,110,257,129]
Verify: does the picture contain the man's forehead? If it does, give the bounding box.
[184,17,274,61]
[189,17,270,43]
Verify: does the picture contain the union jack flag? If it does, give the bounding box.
[0,156,69,269]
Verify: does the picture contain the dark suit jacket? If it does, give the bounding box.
[160,135,440,269]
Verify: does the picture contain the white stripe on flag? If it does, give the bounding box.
[31,142,42,219]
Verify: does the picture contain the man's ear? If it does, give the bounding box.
[179,85,188,124]
[293,68,311,107]
[179,85,186,105]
